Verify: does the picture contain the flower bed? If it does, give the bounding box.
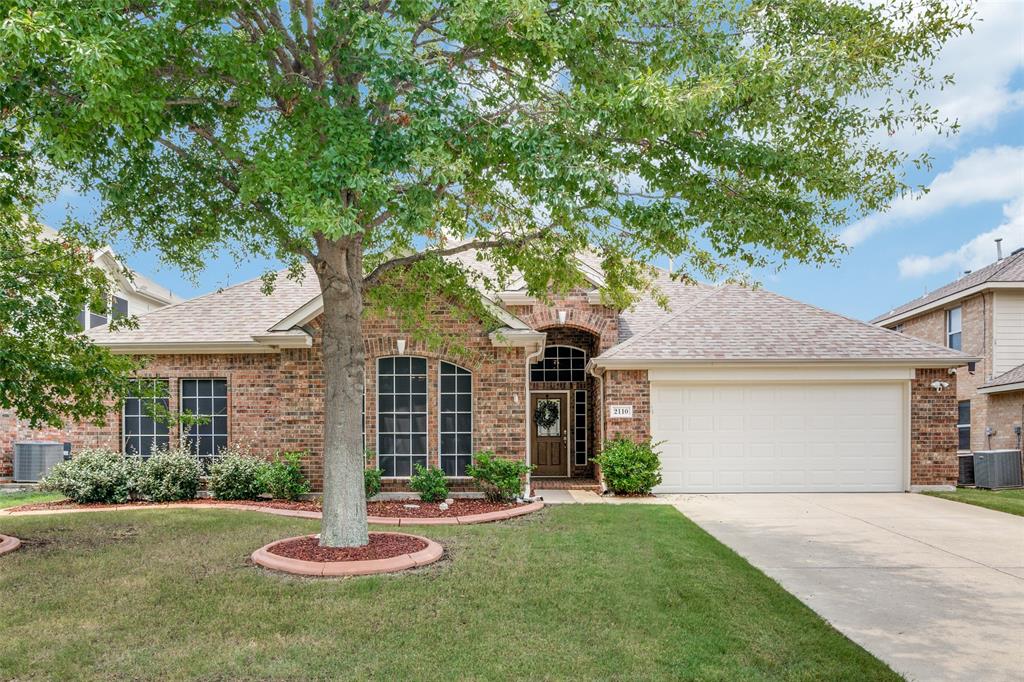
[252,532,443,577]
[2,497,545,525]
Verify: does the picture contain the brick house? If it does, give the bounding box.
[872,246,1024,475]
[1,254,973,493]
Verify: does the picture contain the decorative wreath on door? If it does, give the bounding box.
[534,401,559,429]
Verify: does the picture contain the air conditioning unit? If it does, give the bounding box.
[972,450,1023,490]
[13,441,68,482]
[958,455,975,486]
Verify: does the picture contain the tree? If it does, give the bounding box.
[0,0,972,546]
[0,219,139,428]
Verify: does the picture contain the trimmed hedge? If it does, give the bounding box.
[594,438,662,495]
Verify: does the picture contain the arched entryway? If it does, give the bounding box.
[529,326,599,479]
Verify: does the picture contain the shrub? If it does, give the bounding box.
[466,451,532,502]
[41,449,140,504]
[260,451,310,501]
[364,467,383,499]
[409,464,449,502]
[209,450,269,500]
[594,438,663,495]
[135,446,202,502]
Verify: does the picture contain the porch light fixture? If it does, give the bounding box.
[557,310,567,325]
[396,339,407,355]
[930,380,949,392]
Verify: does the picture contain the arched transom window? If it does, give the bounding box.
[530,345,587,383]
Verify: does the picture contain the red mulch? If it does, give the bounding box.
[366,499,516,518]
[268,533,427,562]
[8,498,519,516]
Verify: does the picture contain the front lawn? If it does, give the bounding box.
[0,505,897,680]
[923,487,1024,517]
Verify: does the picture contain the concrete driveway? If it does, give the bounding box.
[670,493,1024,682]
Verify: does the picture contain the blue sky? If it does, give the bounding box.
[39,1,1024,323]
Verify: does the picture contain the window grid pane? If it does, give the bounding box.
[122,379,170,459]
[530,346,587,383]
[378,357,428,477]
[440,362,472,477]
[574,390,588,465]
[180,379,228,470]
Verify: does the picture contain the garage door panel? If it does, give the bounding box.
[651,382,905,493]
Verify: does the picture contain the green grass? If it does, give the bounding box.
[0,490,63,509]
[924,487,1024,517]
[0,506,897,681]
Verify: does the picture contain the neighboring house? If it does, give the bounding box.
[872,246,1024,466]
[0,237,182,478]
[1,254,973,492]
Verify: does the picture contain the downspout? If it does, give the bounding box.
[587,360,606,493]
[524,341,546,499]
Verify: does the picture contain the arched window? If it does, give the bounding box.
[439,362,473,476]
[377,356,428,477]
[530,345,587,382]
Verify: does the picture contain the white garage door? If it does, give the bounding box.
[651,382,906,493]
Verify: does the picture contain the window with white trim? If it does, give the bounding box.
[123,379,170,458]
[574,389,588,465]
[957,400,971,451]
[377,357,428,477]
[180,379,228,466]
[439,362,472,476]
[947,307,962,350]
[530,345,587,382]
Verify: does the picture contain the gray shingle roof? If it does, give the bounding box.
[981,363,1024,390]
[600,284,974,364]
[871,249,1024,324]
[86,268,321,347]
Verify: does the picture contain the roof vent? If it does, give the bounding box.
[964,270,972,276]
[995,238,1003,261]
[1013,247,1024,256]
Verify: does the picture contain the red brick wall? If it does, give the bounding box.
[910,368,959,487]
[1,308,528,490]
[601,369,650,446]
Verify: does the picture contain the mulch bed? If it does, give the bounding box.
[8,498,520,517]
[366,499,516,518]
[267,533,427,562]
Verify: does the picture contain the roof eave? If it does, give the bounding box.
[978,380,1024,394]
[487,328,546,350]
[872,281,1024,326]
[95,341,285,355]
[591,356,979,370]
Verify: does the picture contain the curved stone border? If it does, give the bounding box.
[0,533,21,556]
[252,532,443,577]
[0,500,545,525]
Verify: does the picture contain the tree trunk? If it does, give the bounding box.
[312,235,369,548]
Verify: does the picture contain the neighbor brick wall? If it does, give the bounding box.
[910,368,959,486]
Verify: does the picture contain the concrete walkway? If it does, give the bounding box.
[534,489,669,504]
[670,492,1024,682]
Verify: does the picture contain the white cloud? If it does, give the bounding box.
[841,145,1024,245]
[898,196,1024,278]
[891,0,1024,154]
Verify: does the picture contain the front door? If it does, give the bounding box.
[531,393,568,477]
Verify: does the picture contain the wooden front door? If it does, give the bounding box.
[531,393,568,477]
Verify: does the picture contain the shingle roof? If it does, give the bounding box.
[86,268,321,347]
[981,363,1024,390]
[599,284,974,364]
[871,249,1024,324]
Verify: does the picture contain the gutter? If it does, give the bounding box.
[523,339,547,499]
[978,381,1024,395]
[590,357,981,371]
[586,359,607,493]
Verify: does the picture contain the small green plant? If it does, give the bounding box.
[466,452,532,502]
[41,448,140,504]
[260,451,310,501]
[209,449,269,500]
[135,445,202,502]
[409,464,449,502]
[594,438,663,495]
[364,468,383,499]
